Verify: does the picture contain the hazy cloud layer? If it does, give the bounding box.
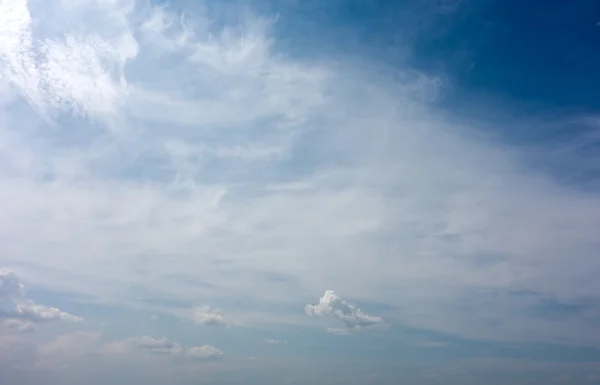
[0,0,599,369]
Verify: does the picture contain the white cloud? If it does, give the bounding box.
[0,269,83,324]
[0,0,136,123]
[133,335,223,361]
[135,336,182,355]
[326,328,349,335]
[0,0,599,348]
[264,338,287,345]
[305,291,382,331]
[186,345,224,361]
[40,32,137,119]
[14,302,84,322]
[193,305,226,326]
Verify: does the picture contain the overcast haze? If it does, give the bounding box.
[1,0,600,384]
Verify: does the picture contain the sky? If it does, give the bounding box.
[0,0,600,384]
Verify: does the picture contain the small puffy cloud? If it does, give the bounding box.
[306,290,382,331]
[193,305,226,326]
[0,269,83,326]
[150,314,158,320]
[186,345,224,361]
[326,328,349,335]
[264,338,287,345]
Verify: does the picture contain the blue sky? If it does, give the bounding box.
[1,0,600,384]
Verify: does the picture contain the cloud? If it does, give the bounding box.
[0,331,105,371]
[186,345,224,361]
[135,336,182,355]
[133,336,223,361]
[326,328,349,335]
[13,303,84,322]
[36,331,101,369]
[0,269,24,299]
[193,306,226,326]
[0,269,83,325]
[0,0,136,123]
[0,318,35,334]
[0,0,599,348]
[0,334,39,370]
[264,338,287,345]
[306,291,382,331]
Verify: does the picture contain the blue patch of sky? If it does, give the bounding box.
[159,0,600,189]
[250,0,600,111]
[138,1,599,188]
[414,0,600,109]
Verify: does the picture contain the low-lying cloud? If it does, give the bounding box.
[0,269,83,326]
[306,290,382,331]
[193,306,227,326]
[134,335,223,361]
